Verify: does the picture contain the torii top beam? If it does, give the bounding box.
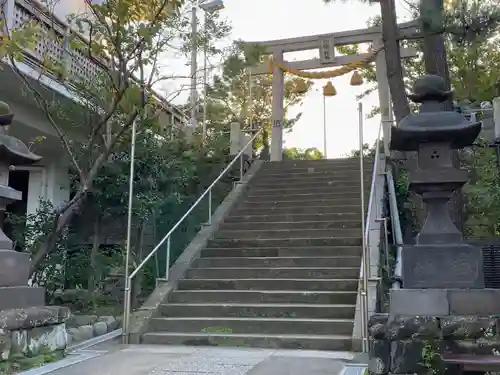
[241,20,419,75]
[242,20,419,53]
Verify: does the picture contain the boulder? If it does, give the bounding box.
[93,322,108,337]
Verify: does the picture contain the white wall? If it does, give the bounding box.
[26,161,70,217]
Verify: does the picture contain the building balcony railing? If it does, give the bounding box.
[4,0,187,127]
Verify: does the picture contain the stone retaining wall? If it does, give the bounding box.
[66,314,121,344]
[0,306,70,360]
[369,313,500,374]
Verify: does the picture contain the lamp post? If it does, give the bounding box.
[190,0,225,138]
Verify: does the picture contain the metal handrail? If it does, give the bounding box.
[386,169,404,289]
[122,127,263,342]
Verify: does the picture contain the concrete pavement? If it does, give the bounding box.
[20,343,367,375]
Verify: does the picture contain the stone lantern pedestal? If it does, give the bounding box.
[368,76,500,375]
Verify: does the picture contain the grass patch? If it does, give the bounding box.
[0,349,65,375]
[201,327,233,334]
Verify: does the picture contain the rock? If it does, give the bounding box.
[26,324,68,355]
[390,339,426,374]
[386,316,440,340]
[78,325,94,341]
[116,316,123,328]
[369,340,390,375]
[67,328,80,342]
[93,322,108,337]
[441,316,494,340]
[0,328,11,360]
[68,315,98,328]
[98,316,118,331]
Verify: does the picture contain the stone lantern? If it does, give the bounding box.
[0,101,45,310]
[390,75,484,290]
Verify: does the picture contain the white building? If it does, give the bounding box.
[2,0,186,219]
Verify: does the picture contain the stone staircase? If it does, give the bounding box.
[142,157,371,351]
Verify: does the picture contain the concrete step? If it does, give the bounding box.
[249,185,363,196]
[239,197,363,209]
[206,237,362,248]
[251,179,370,190]
[230,205,363,216]
[177,278,358,291]
[149,317,354,335]
[224,212,361,223]
[159,303,356,319]
[200,246,362,258]
[168,290,358,304]
[263,158,372,169]
[141,332,352,351]
[215,228,362,240]
[245,191,367,202]
[185,267,359,279]
[218,220,361,231]
[253,172,371,185]
[257,167,372,177]
[193,256,361,268]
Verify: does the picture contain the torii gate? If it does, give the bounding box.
[242,21,419,161]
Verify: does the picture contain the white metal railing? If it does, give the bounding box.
[122,128,262,342]
[4,0,186,125]
[386,169,403,289]
[357,101,382,353]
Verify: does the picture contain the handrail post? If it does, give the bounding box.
[208,189,212,225]
[358,102,369,353]
[239,153,243,182]
[166,235,171,280]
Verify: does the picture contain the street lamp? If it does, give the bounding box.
[189,0,225,138]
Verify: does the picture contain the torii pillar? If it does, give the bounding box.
[271,50,285,162]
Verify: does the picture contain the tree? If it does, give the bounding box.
[323,0,410,123]
[2,0,230,273]
[283,147,324,160]
[205,43,313,158]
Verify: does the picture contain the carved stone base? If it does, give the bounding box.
[401,244,485,289]
[0,286,45,310]
[390,289,500,316]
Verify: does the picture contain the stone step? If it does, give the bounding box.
[245,191,367,202]
[185,267,359,279]
[263,158,371,169]
[239,197,363,209]
[218,220,361,231]
[177,278,358,291]
[149,317,354,335]
[193,256,361,268]
[206,237,362,248]
[253,172,371,185]
[200,246,362,258]
[159,303,356,319]
[230,205,363,217]
[257,167,371,178]
[141,332,352,351]
[223,212,361,223]
[249,185,363,196]
[215,228,362,240]
[251,178,369,190]
[168,290,358,304]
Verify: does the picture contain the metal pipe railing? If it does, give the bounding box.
[386,169,404,289]
[122,128,263,342]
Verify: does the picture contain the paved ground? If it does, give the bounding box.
[21,344,363,375]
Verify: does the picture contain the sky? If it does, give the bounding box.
[51,0,413,158]
[208,0,414,158]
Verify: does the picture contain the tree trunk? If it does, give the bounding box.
[379,0,411,123]
[420,0,463,231]
[88,216,101,295]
